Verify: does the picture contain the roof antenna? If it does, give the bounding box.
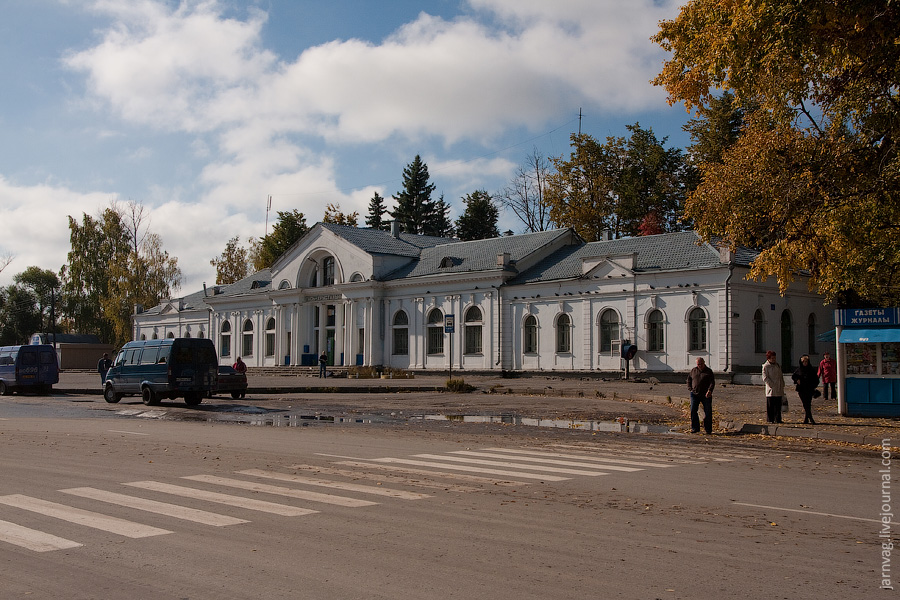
[578,108,582,135]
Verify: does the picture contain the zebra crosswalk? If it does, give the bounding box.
[0,442,748,553]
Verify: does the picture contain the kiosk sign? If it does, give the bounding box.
[837,308,900,326]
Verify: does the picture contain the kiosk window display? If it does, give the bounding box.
[835,308,900,416]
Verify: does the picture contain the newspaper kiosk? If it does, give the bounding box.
[835,308,900,417]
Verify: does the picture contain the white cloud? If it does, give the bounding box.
[25,0,685,293]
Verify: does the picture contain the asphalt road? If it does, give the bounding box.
[0,393,886,599]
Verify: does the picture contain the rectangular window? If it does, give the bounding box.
[690,321,707,351]
[265,333,275,357]
[427,326,444,354]
[393,327,409,355]
[220,335,231,357]
[648,325,664,352]
[242,333,253,357]
[465,325,482,354]
[557,326,570,354]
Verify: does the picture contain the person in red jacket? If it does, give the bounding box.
[818,351,837,401]
[232,356,247,375]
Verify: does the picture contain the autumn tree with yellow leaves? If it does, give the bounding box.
[653,0,900,306]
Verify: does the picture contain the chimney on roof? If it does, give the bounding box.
[390,220,400,238]
[497,252,511,267]
[203,282,207,297]
[718,245,733,263]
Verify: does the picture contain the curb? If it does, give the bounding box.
[736,422,875,446]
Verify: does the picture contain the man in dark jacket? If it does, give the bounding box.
[97,353,112,387]
[687,357,715,434]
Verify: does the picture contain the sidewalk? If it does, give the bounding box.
[56,371,899,449]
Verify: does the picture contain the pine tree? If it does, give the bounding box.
[390,155,437,234]
[455,190,500,241]
[424,194,454,238]
[365,192,389,230]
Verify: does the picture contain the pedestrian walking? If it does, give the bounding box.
[318,350,327,378]
[97,353,112,386]
[686,357,715,434]
[762,350,785,423]
[818,351,837,401]
[792,354,820,424]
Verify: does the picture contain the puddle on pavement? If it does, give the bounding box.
[119,404,674,433]
[414,414,675,434]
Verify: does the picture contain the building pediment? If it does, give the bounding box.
[581,254,635,279]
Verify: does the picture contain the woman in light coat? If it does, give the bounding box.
[762,350,785,423]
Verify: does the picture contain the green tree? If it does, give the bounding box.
[391,155,437,235]
[13,266,60,332]
[210,236,250,285]
[425,194,454,238]
[0,284,41,345]
[545,126,688,241]
[653,0,900,304]
[59,208,129,343]
[60,201,181,345]
[365,192,389,230]
[323,202,359,227]
[251,209,308,270]
[455,191,499,241]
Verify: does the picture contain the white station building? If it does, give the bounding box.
[133,223,833,376]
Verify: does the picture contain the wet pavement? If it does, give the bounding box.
[46,370,900,449]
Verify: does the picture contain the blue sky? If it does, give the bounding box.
[0,0,693,293]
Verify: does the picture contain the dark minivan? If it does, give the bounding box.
[103,338,217,406]
[0,344,59,395]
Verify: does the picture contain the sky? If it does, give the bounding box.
[0,0,694,296]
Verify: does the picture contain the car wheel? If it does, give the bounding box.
[231,391,241,399]
[142,386,160,406]
[184,392,202,406]
[0,381,7,396]
[104,385,121,404]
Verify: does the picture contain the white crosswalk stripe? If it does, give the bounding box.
[449,450,644,472]
[411,453,608,477]
[181,475,378,507]
[240,469,432,499]
[331,460,525,487]
[0,495,171,538]
[122,481,318,516]
[0,519,83,552]
[60,487,248,526]
[479,448,680,468]
[369,457,570,481]
[287,463,483,492]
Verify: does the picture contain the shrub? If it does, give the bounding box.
[446,378,475,393]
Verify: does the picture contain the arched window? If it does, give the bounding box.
[754,309,765,353]
[140,334,146,341]
[689,308,707,351]
[350,273,363,282]
[807,313,817,355]
[265,317,276,357]
[392,311,409,356]
[556,314,571,353]
[167,332,175,339]
[279,280,291,289]
[647,310,664,352]
[600,309,620,355]
[323,256,335,286]
[427,309,444,354]
[523,315,538,354]
[152,332,159,340]
[184,331,191,338]
[220,321,231,357]
[464,306,483,354]
[242,319,254,357]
